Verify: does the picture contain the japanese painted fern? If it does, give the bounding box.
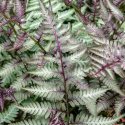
[0,0,125,125]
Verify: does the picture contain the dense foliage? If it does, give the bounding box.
[0,0,125,125]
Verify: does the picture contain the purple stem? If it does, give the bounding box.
[93,0,97,22]
[14,33,26,49]
[47,12,69,124]
[97,94,117,109]
[0,19,13,27]
[93,60,120,76]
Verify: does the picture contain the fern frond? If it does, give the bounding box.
[23,85,65,100]
[0,43,5,53]
[106,0,124,21]
[15,102,66,118]
[115,97,125,117]
[69,88,108,107]
[70,113,125,125]
[28,67,60,79]
[65,49,86,64]
[14,0,26,23]
[31,78,62,86]
[11,75,31,91]
[101,77,125,96]
[85,23,104,38]
[58,9,75,20]
[0,61,23,76]
[13,92,31,101]
[0,105,19,124]
[97,92,117,114]
[8,119,49,125]
[73,80,89,90]
[100,0,108,19]
[1,73,16,87]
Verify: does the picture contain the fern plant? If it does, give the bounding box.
[0,0,125,125]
